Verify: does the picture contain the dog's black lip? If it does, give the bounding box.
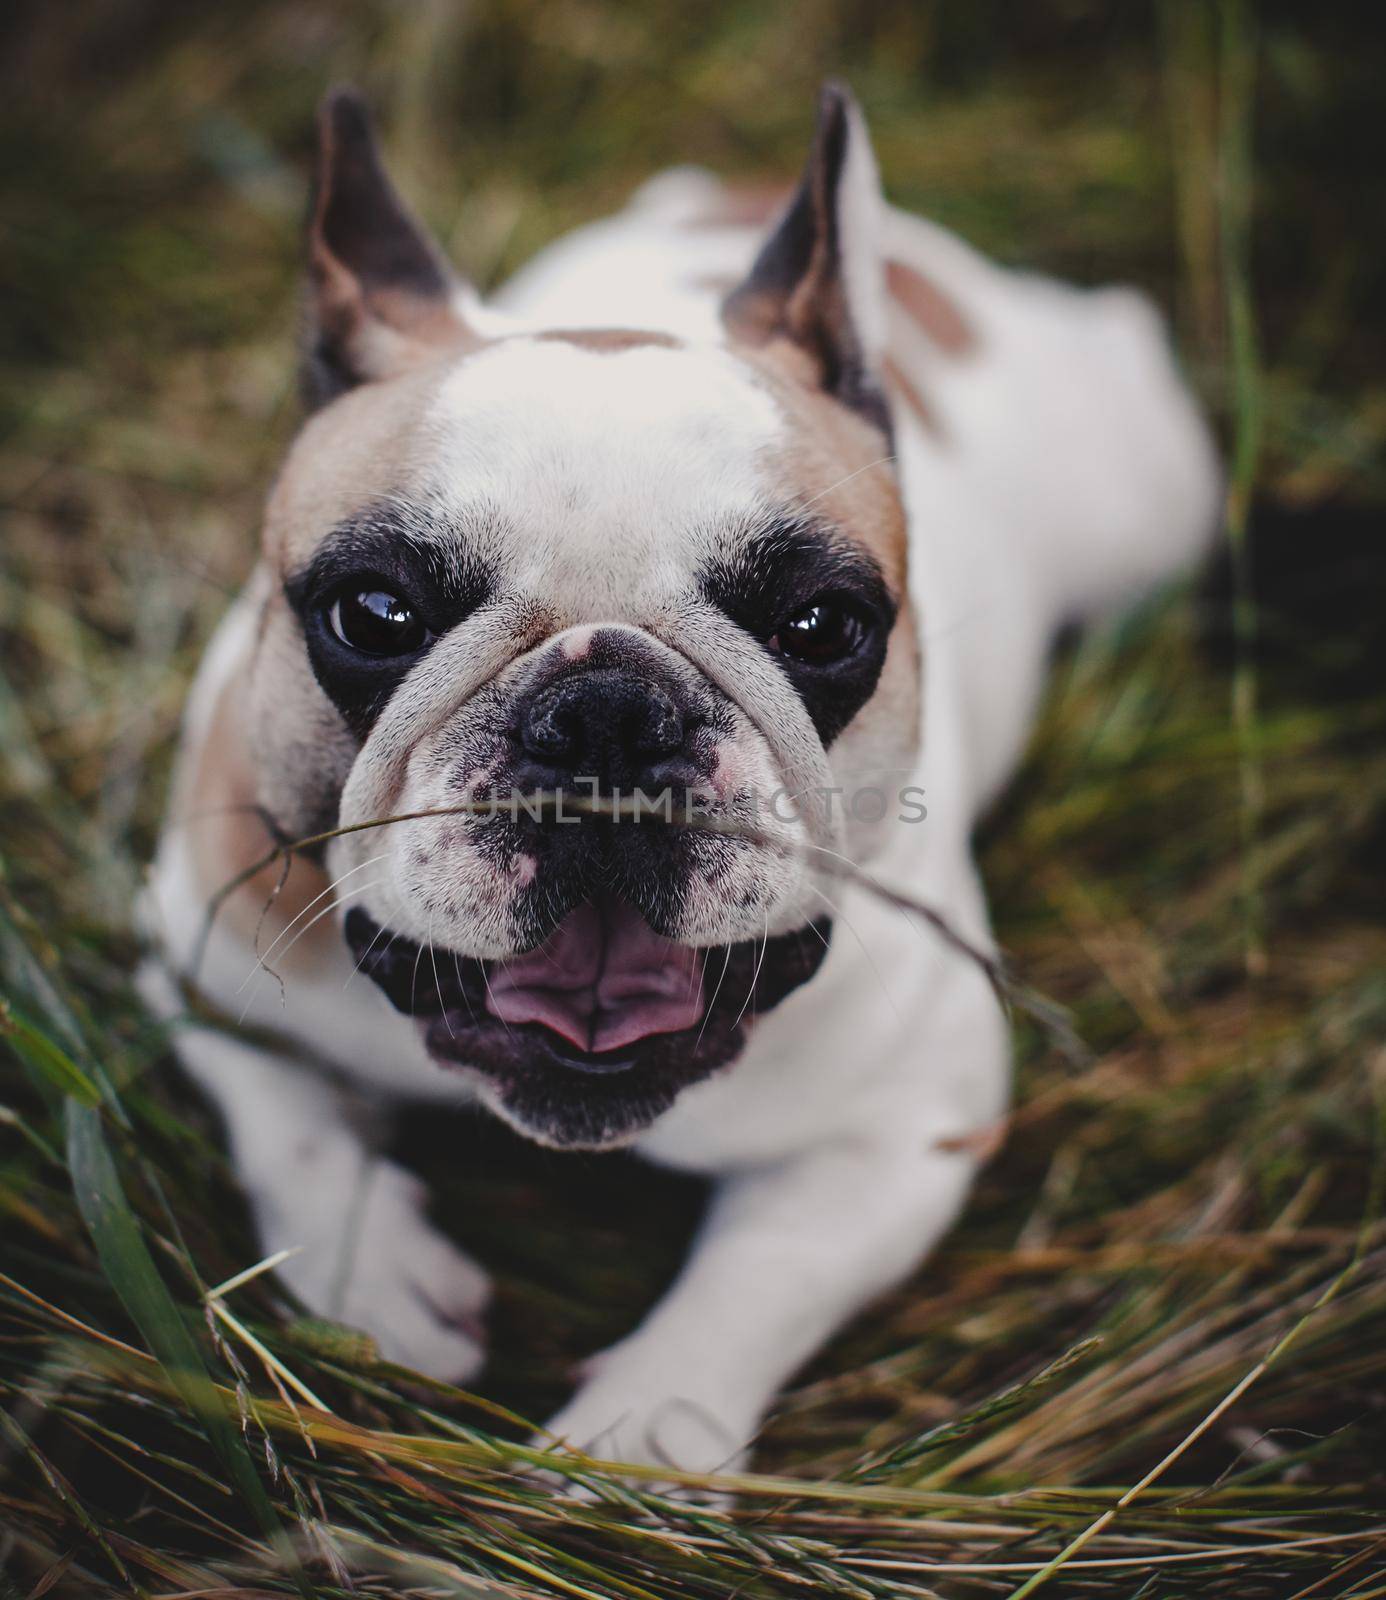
[448,1007,649,1077]
[425,1010,653,1077]
[544,1036,643,1075]
[344,903,834,1144]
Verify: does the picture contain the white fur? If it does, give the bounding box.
[146,121,1219,1478]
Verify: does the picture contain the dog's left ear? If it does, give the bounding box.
[723,82,889,435]
[304,87,477,405]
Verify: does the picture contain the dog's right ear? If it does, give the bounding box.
[721,82,890,437]
[304,88,477,406]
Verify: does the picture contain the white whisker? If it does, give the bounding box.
[478,959,514,1039]
[235,852,389,995]
[731,916,770,1032]
[344,916,391,989]
[409,922,428,1016]
[450,948,481,1029]
[808,880,903,1025]
[795,454,895,512]
[692,941,735,1057]
[426,915,456,1042]
[238,878,382,1022]
[797,835,977,974]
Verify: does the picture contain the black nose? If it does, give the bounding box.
[517,669,688,792]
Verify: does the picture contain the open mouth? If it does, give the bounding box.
[483,898,705,1057]
[343,897,831,1146]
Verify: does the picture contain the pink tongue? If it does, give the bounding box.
[485,900,705,1054]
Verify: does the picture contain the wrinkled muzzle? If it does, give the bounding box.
[328,622,836,1146]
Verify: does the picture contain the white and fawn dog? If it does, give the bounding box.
[143,84,1219,1475]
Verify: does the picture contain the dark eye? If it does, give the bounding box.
[327,588,428,657]
[770,598,869,665]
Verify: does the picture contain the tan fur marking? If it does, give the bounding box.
[537,327,681,353]
[682,182,792,230]
[731,340,920,769]
[265,359,460,572]
[175,662,333,969]
[737,344,907,588]
[686,273,739,295]
[859,585,922,776]
[885,258,976,357]
[882,355,942,438]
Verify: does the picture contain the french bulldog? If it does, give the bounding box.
[142,83,1219,1477]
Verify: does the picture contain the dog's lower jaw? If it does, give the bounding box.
[345,904,834,1149]
[454,1069,694,1153]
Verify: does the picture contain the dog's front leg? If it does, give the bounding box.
[544,1137,975,1477]
[167,1019,490,1381]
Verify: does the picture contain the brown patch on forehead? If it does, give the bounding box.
[736,343,908,591]
[535,327,681,353]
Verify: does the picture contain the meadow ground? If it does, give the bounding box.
[2,3,1384,1595]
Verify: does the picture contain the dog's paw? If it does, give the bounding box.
[263,1161,490,1384]
[541,1342,754,1493]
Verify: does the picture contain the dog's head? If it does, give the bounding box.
[248,84,920,1147]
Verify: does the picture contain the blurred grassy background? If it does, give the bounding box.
[3,2,1386,1594]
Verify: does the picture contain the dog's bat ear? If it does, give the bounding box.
[303,87,478,406]
[722,82,890,436]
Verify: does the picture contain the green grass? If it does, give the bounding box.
[3,2,1386,1594]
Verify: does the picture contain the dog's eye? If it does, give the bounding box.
[770,599,868,665]
[327,588,428,656]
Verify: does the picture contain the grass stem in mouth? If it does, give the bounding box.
[189,788,1090,1069]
